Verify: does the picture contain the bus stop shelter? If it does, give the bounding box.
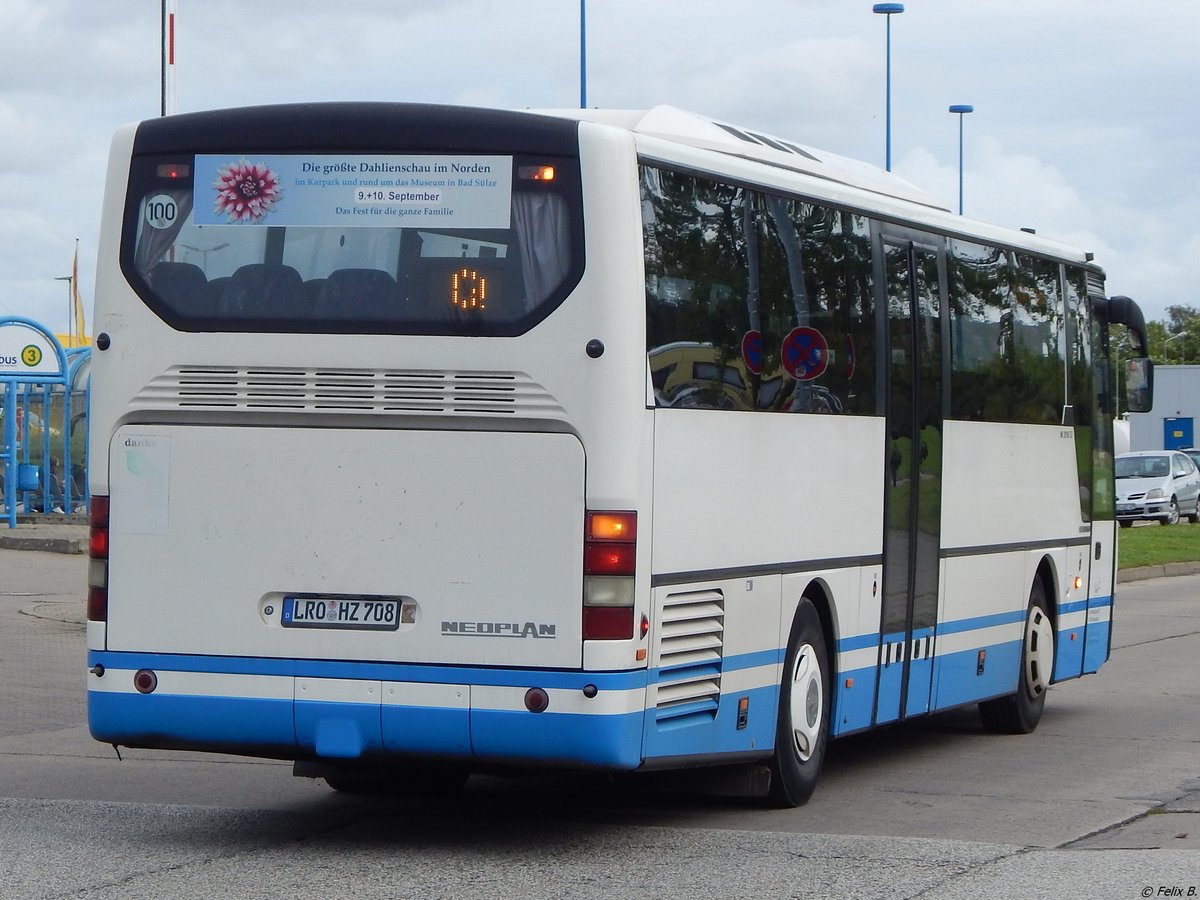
[1,317,86,529]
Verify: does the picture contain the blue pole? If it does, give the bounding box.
[957,114,964,214]
[949,105,974,215]
[580,0,587,108]
[873,5,904,172]
[3,382,16,528]
[885,16,892,170]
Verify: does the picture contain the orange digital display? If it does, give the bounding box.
[450,266,488,311]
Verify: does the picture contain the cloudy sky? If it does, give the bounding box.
[2,0,1197,333]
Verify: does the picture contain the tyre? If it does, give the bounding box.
[766,597,830,807]
[1161,498,1180,525]
[979,580,1054,734]
[1118,520,1133,529]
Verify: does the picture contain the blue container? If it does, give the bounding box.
[17,463,40,492]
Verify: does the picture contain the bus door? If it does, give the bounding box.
[875,231,947,724]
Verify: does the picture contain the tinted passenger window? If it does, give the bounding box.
[755,198,875,415]
[642,168,755,410]
[642,165,874,415]
[948,241,1065,425]
[1011,255,1066,425]
[948,240,1007,420]
[1066,266,1094,520]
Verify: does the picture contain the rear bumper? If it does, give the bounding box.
[87,651,647,770]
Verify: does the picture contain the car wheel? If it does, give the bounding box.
[1161,498,1180,525]
[1119,520,1133,529]
[979,579,1053,735]
[766,597,830,808]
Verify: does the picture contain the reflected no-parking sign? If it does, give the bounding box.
[781,326,828,381]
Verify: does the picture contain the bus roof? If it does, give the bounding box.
[533,105,948,213]
[534,105,1096,268]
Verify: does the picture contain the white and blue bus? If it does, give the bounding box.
[86,102,1153,805]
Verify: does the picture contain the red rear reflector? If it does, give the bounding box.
[87,588,108,623]
[134,669,158,694]
[583,606,634,641]
[523,687,550,713]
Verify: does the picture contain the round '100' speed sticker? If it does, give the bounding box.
[144,194,180,230]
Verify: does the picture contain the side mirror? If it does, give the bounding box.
[1125,357,1154,413]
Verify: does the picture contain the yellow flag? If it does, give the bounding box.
[71,240,86,346]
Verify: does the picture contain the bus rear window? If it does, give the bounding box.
[123,152,584,335]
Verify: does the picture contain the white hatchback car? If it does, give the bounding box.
[1115,450,1200,527]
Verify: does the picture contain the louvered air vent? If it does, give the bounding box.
[654,589,725,726]
[130,366,565,417]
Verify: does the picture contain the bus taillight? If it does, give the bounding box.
[87,496,109,622]
[583,511,636,640]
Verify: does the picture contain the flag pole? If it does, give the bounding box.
[72,239,85,346]
[161,0,177,116]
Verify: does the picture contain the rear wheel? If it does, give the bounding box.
[766,598,830,807]
[979,580,1054,734]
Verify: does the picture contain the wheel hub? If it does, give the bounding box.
[1024,606,1055,700]
[789,642,824,761]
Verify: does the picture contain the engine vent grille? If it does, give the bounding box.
[131,366,565,418]
[654,589,725,726]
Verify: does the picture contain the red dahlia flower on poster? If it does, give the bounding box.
[212,160,282,223]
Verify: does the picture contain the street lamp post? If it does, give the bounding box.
[53,274,74,346]
[1166,330,1188,364]
[873,3,905,172]
[580,0,587,108]
[180,242,229,269]
[948,104,974,215]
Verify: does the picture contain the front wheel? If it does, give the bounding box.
[766,598,830,807]
[1161,498,1180,525]
[979,580,1054,734]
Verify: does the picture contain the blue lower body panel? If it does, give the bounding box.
[88,651,647,770]
[382,705,471,757]
[473,708,644,767]
[1082,618,1111,673]
[932,641,1021,710]
[89,692,295,752]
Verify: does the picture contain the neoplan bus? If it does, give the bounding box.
[86,102,1154,806]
